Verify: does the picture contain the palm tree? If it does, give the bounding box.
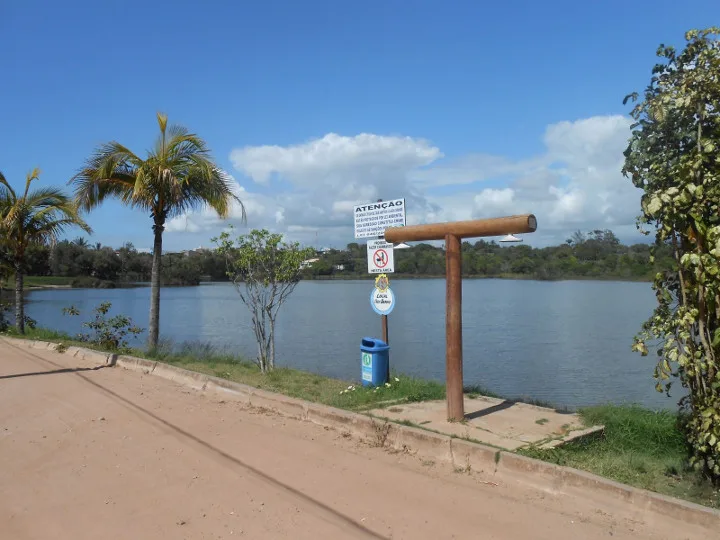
[70,113,244,348]
[0,169,91,333]
[72,236,89,248]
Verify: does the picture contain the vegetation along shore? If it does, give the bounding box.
[2,228,673,291]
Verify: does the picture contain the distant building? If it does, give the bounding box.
[300,258,320,269]
[334,264,345,271]
[181,247,211,257]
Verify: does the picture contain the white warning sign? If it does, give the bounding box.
[353,198,406,239]
[367,240,394,274]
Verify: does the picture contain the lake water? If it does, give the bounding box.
[22,279,677,410]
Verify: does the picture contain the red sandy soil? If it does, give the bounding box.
[0,339,713,539]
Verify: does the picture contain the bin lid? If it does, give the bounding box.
[361,337,389,350]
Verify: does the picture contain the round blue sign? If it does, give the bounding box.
[370,287,395,316]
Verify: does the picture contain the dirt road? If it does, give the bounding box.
[0,339,713,539]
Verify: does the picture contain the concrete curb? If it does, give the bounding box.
[4,336,719,528]
[2,336,118,366]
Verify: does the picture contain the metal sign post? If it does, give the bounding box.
[370,273,394,381]
[356,197,403,348]
[385,214,537,422]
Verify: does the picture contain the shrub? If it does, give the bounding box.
[62,302,143,351]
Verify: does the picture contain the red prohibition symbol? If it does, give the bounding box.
[374,249,389,268]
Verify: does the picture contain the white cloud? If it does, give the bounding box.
[461,115,638,240]
[165,116,643,248]
[473,188,516,217]
[230,133,441,185]
[164,179,280,237]
[221,133,444,245]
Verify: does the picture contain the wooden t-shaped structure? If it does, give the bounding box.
[384,214,537,421]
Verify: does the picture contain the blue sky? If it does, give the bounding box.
[2,1,718,250]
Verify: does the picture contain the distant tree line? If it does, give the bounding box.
[2,229,674,287]
[303,229,674,281]
[4,237,229,287]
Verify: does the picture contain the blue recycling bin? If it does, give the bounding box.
[360,337,390,387]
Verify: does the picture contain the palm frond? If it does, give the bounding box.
[169,166,245,221]
[162,124,195,152]
[0,172,16,203]
[0,171,15,199]
[24,186,73,209]
[27,215,92,243]
[1,170,92,256]
[23,167,41,198]
[72,113,244,226]
[70,141,145,211]
[156,112,168,135]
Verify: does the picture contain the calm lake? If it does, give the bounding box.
[23,279,677,410]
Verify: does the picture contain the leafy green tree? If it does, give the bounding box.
[0,168,91,332]
[162,252,203,285]
[214,228,314,373]
[70,112,243,348]
[117,242,152,282]
[624,28,720,482]
[24,244,50,276]
[310,258,334,276]
[92,247,122,281]
[0,251,12,296]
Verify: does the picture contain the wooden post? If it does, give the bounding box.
[384,214,537,422]
[385,215,537,243]
[445,234,463,421]
[376,210,390,365]
[381,313,389,382]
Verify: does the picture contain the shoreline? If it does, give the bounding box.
[302,274,652,283]
[8,273,653,292]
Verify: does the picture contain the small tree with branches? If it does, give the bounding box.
[213,228,314,373]
[624,28,720,483]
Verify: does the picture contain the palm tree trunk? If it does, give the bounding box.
[148,219,164,348]
[14,262,24,334]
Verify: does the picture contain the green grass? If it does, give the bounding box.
[140,339,446,411]
[22,276,75,287]
[520,405,720,508]
[2,330,444,411]
[3,327,124,355]
[16,327,75,341]
[5,275,121,289]
[3,326,76,342]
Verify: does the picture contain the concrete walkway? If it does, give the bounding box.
[368,396,603,450]
[0,339,713,539]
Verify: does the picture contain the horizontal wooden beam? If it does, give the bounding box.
[384,214,537,243]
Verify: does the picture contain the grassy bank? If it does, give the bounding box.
[15,276,199,289]
[4,328,446,411]
[22,276,74,287]
[3,327,718,508]
[7,275,118,289]
[521,406,719,508]
[146,340,447,410]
